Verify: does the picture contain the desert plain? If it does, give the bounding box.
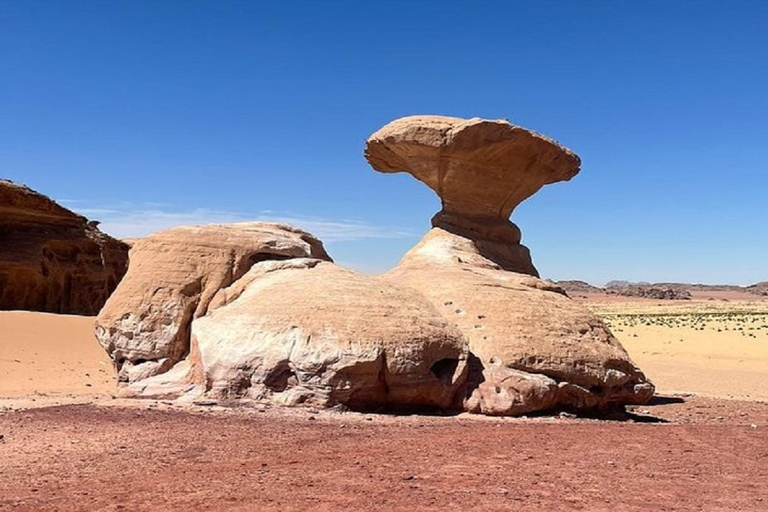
[2,293,768,511]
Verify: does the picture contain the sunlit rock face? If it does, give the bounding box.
[365,115,581,275]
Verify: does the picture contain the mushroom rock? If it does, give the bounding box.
[0,179,129,315]
[366,115,654,415]
[95,223,468,410]
[365,115,581,275]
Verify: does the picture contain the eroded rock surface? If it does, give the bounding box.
[95,223,468,411]
[0,180,128,315]
[385,229,653,415]
[194,259,467,409]
[95,223,331,387]
[95,114,654,417]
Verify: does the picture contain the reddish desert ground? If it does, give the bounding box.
[2,300,768,511]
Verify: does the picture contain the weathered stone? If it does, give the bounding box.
[193,259,468,410]
[0,180,128,315]
[96,223,469,411]
[384,228,654,415]
[95,222,331,386]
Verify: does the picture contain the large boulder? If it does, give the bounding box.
[194,259,468,410]
[95,223,468,411]
[366,115,654,415]
[95,222,331,386]
[0,180,128,315]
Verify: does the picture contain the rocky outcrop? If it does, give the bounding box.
[0,180,129,315]
[194,259,467,409]
[95,223,331,387]
[746,282,768,296]
[560,280,768,300]
[555,280,606,297]
[95,223,468,411]
[366,115,653,415]
[607,285,692,300]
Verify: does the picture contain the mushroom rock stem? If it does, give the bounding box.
[429,211,538,276]
[430,210,521,245]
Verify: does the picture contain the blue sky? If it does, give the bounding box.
[2,1,766,285]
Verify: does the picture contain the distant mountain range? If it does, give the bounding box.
[554,280,768,300]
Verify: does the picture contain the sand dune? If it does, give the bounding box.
[0,311,116,399]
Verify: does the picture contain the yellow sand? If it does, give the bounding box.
[0,311,116,398]
[590,301,768,401]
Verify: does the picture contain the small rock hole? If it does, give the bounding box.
[430,358,460,386]
[264,364,298,393]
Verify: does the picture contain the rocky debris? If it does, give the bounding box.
[747,282,768,296]
[365,115,580,276]
[95,223,468,411]
[367,115,653,415]
[0,180,129,315]
[607,285,692,300]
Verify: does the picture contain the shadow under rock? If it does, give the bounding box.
[647,395,687,406]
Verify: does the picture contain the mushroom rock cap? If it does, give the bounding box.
[364,115,581,242]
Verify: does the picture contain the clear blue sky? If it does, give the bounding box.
[2,1,766,285]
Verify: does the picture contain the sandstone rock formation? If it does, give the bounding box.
[366,115,653,415]
[95,223,331,387]
[0,180,129,315]
[95,223,468,410]
[385,229,653,415]
[94,114,653,417]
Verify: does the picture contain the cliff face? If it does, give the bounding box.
[0,180,129,315]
